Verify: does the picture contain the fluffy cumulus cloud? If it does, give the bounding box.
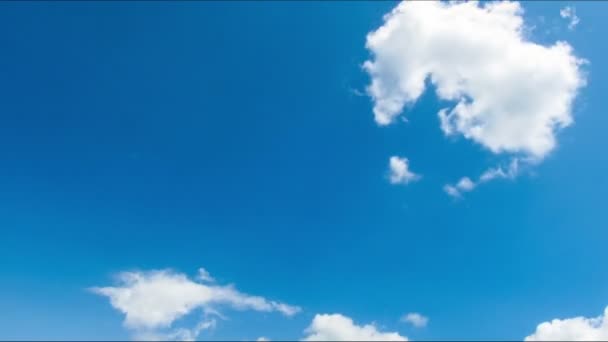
[91,268,300,340]
[400,312,428,328]
[389,156,420,185]
[560,6,580,31]
[364,0,585,160]
[302,313,408,341]
[525,307,608,341]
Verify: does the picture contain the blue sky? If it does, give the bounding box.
[1,1,607,341]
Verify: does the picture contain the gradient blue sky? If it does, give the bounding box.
[1,1,607,340]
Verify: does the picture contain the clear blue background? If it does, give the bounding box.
[0,1,606,340]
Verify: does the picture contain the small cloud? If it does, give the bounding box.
[349,87,367,97]
[132,318,216,342]
[443,184,461,198]
[302,313,408,341]
[445,158,520,198]
[444,176,475,198]
[257,337,271,342]
[456,177,475,191]
[560,6,580,30]
[389,156,421,185]
[198,267,215,283]
[479,158,519,183]
[400,312,428,328]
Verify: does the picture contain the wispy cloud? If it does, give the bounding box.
[560,6,580,30]
[401,312,429,328]
[445,158,520,198]
[91,267,300,340]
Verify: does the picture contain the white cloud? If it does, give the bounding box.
[197,267,215,283]
[525,307,608,341]
[91,268,300,339]
[302,313,408,341]
[364,1,585,161]
[400,312,428,328]
[389,156,420,185]
[456,177,475,191]
[444,176,475,198]
[479,157,519,183]
[445,158,520,197]
[560,6,580,30]
[133,319,216,342]
[443,184,461,198]
[257,337,271,342]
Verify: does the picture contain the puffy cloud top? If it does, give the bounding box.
[389,156,420,185]
[364,1,586,160]
[91,268,300,339]
[303,313,407,341]
[525,307,608,341]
